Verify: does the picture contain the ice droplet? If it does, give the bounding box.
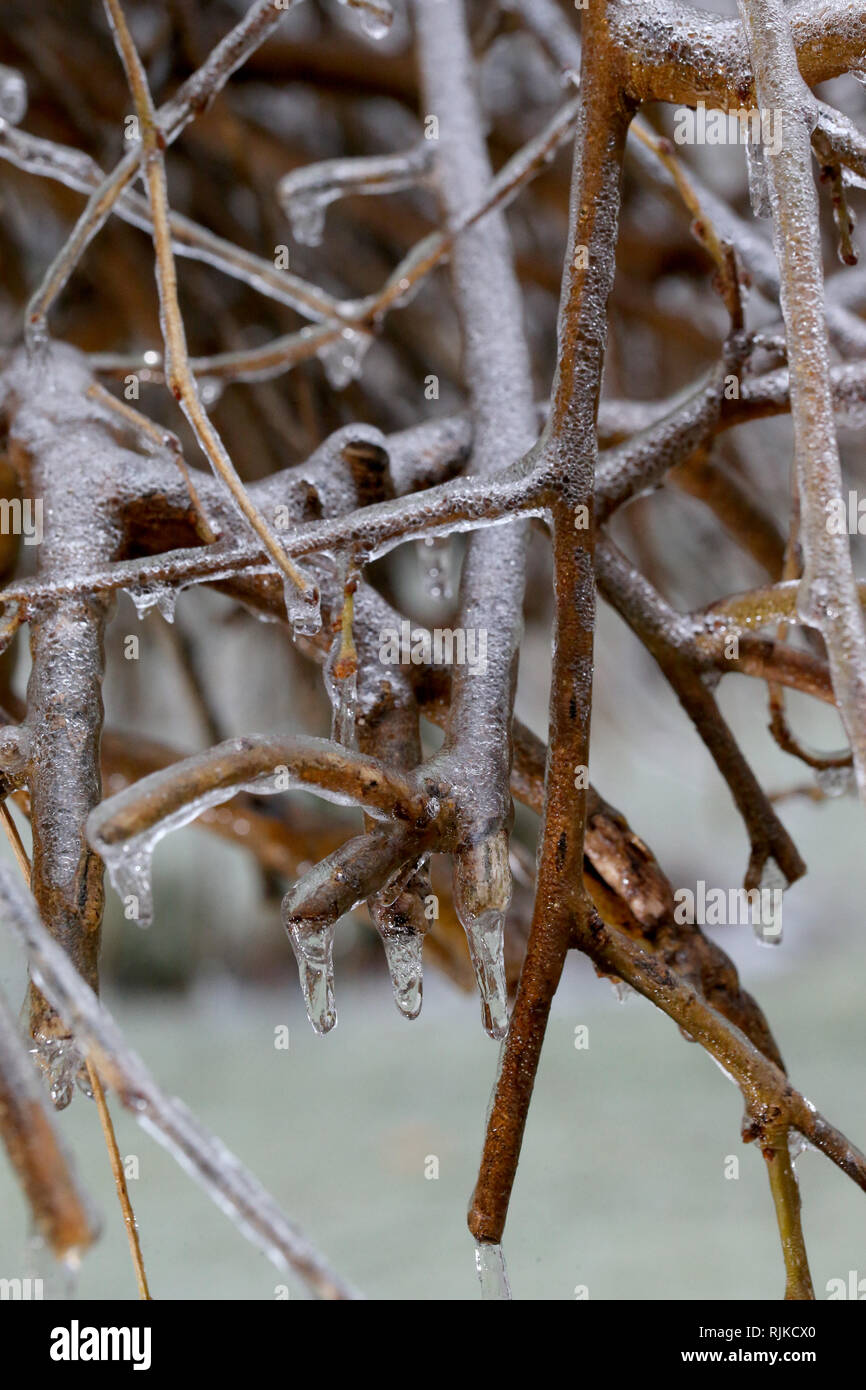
[284,192,328,248]
[283,580,322,638]
[814,764,853,797]
[283,913,337,1035]
[316,327,371,390]
[0,65,27,126]
[610,979,633,1004]
[337,0,394,41]
[744,136,772,219]
[474,1242,512,1300]
[29,1036,83,1110]
[418,535,454,601]
[199,377,224,408]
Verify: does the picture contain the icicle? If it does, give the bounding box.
[474,1242,512,1300]
[370,861,429,1019]
[316,327,372,390]
[278,146,431,249]
[754,856,787,948]
[29,1036,83,1111]
[283,913,337,1035]
[453,833,511,1040]
[323,633,358,747]
[378,928,424,1019]
[101,842,155,928]
[814,764,853,797]
[0,65,27,126]
[284,190,329,248]
[744,134,772,219]
[610,979,633,1004]
[126,584,177,623]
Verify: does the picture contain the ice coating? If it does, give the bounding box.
[474,1241,512,1299]
[0,864,357,1298]
[89,744,414,934]
[278,145,431,248]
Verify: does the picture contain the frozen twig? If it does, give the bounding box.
[0,864,360,1300]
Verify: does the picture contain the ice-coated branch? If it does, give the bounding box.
[469,0,627,1253]
[0,984,97,1260]
[102,0,321,618]
[414,0,539,1044]
[25,0,303,345]
[736,0,866,812]
[0,864,360,1300]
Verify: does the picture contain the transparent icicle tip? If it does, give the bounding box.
[284,912,337,1036]
[378,927,424,1020]
[753,856,787,949]
[474,1242,512,1300]
[453,835,512,1041]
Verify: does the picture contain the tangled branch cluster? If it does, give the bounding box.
[1,0,866,1300]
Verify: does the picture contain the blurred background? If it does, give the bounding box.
[0,0,865,1299]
